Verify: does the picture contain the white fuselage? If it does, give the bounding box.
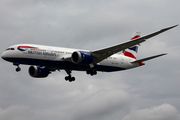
[2,44,140,72]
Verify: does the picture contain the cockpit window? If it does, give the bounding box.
[6,48,15,51]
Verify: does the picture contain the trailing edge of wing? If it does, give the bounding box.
[91,25,178,64]
[131,53,167,64]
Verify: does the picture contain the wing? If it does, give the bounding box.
[90,25,178,65]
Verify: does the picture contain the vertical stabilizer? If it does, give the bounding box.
[123,31,141,59]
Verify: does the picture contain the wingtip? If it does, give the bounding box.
[172,24,179,28]
[162,53,167,56]
[161,24,178,32]
[169,24,178,29]
[158,53,167,57]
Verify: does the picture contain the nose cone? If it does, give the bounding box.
[1,52,7,60]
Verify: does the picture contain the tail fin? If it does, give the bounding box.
[123,31,141,59]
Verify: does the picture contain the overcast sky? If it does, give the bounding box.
[0,0,180,120]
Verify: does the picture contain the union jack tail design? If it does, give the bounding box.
[123,31,141,59]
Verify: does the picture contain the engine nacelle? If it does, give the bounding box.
[28,66,50,78]
[71,51,93,64]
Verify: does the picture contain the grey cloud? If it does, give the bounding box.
[73,89,131,120]
[122,103,180,120]
[0,105,34,120]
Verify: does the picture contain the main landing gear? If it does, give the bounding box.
[13,63,21,72]
[86,69,97,76]
[64,69,97,82]
[65,70,75,82]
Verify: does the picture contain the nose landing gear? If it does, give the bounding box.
[13,63,21,72]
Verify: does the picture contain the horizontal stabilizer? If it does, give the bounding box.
[131,53,167,63]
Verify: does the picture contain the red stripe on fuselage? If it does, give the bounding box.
[18,46,38,49]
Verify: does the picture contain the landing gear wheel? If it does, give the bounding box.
[71,77,75,81]
[86,70,97,76]
[69,79,73,82]
[65,76,75,82]
[65,76,69,81]
[69,77,75,82]
[13,63,21,72]
[16,67,21,72]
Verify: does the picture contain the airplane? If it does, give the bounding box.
[1,25,178,82]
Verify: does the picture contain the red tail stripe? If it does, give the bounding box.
[131,35,140,40]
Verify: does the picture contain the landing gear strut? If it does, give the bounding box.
[65,70,75,82]
[13,63,21,72]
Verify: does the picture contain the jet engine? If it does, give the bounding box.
[71,51,93,64]
[28,66,50,78]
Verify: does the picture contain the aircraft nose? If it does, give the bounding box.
[1,52,7,60]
